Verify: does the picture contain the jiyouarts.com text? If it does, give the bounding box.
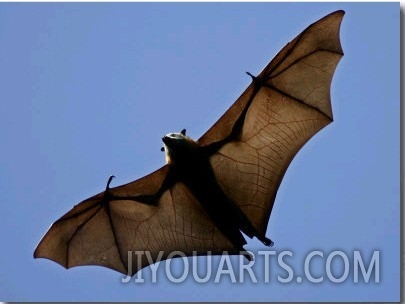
[121,250,380,284]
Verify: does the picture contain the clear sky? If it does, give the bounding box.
[0,2,399,302]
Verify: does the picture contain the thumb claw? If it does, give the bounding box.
[106,175,115,189]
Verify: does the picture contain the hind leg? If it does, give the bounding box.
[258,235,274,247]
[239,217,274,247]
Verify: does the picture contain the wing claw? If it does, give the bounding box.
[106,175,115,189]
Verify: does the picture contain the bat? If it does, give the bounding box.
[34,10,344,276]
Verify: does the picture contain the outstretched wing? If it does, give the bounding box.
[199,10,344,234]
[34,166,236,275]
[35,10,344,276]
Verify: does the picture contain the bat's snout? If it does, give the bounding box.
[162,136,170,144]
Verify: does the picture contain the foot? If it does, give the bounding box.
[241,251,254,262]
[260,236,274,247]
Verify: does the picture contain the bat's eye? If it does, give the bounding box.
[170,133,181,139]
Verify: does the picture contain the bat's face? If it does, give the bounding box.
[162,132,198,165]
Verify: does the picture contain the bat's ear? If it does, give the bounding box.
[180,129,186,135]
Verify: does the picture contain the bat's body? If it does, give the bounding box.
[161,131,272,257]
[34,11,344,276]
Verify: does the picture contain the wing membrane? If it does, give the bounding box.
[206,11,344,234]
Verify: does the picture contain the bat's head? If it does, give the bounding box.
[161,129,198,165]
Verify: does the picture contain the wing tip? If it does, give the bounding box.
[316,9,345,30]
[333,9,345,15]
[34,240,69,269]
[33,251,69,270]
[326,10,345,19]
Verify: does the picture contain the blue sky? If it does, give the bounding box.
[0,2,399,302]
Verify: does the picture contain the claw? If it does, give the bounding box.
[246,71,265,87]
[246,71,256,80]
[106,175,115,190]
[242,251,254,262]
[261,236,274,247]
